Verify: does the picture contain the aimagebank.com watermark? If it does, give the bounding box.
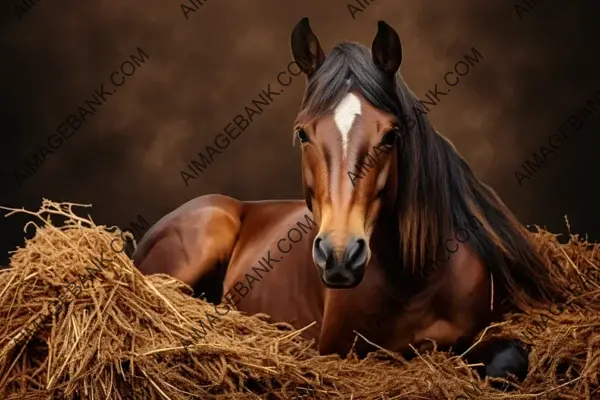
[179,55,315,186]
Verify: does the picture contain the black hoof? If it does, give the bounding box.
[485,340,529,390]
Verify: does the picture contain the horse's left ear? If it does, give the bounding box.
[371,21,403,76]
[291,17,326,77]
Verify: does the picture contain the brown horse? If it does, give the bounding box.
[133,18,561,383]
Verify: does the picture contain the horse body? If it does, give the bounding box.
[133,193,492,359]
[134,18,563,382]
[133,196,326,343]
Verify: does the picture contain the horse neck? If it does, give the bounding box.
[370,209,402,273]
[369,210,415,301]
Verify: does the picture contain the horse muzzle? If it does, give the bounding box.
[313,235,368,288]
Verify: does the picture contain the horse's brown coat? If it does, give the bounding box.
[134,194,491,357]
[134,19,560,376]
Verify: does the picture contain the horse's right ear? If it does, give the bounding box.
[372,21,402,76]
[291,17,325,77]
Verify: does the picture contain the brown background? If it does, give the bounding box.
[1,0,599,266]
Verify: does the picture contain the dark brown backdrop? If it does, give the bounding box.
[1,0,599,265]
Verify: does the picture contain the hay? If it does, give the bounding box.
[0,200,599,399]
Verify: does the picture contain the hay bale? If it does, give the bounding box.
[0,200,598,399]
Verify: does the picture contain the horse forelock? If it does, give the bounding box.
[296,42,400,123]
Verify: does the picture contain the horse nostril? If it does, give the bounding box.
[344,238,367,269]
[313,237,334,269]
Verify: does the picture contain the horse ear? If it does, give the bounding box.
[371,21,402,76]
[291,17,325,77]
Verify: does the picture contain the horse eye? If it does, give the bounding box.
[380,129,398,146]
[296,129,310,143]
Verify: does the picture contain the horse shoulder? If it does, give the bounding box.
[446,244,488,300]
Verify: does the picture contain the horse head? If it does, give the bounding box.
[290,18,405,288]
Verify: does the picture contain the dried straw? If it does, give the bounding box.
[0,200,598,399]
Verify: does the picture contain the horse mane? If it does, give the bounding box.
[297,42,562,310]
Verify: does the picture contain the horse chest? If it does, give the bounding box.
[224,254,326,342]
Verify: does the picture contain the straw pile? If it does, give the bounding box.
[0,200,599,399]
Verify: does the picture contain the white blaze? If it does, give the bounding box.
[333,93,362,158]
